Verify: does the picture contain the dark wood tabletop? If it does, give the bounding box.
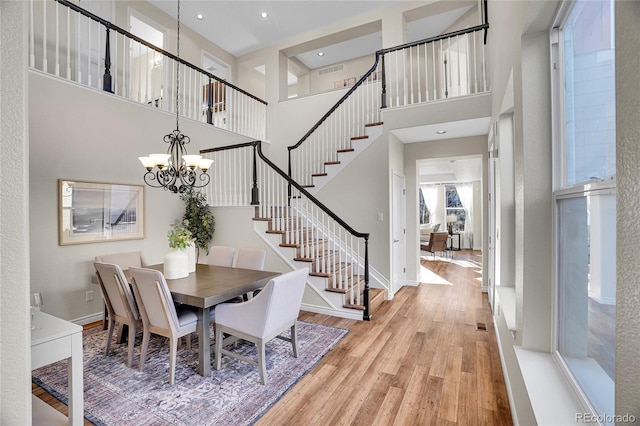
[145,263,279,309]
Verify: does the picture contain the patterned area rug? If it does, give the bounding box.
[32,321,347,425]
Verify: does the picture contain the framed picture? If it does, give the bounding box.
[58,180,145,245]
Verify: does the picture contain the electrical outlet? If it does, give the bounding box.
[86,290,94,302]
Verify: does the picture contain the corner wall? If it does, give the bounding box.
[0,1,31,422]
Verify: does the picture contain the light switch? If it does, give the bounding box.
[377,212,383,221]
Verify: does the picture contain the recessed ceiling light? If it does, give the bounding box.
[261,12,268,19]
[436,130,447,134]
[317,52,324,57]
[196,13,204,20]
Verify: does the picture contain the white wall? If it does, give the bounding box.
[29,72,249,322]
[0,1,31,422]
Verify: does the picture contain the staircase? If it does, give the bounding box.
[202,142,388,320]
[252,202,385,319]
[303,122,383,194]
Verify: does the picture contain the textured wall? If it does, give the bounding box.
[0,1,31,423]
[615,0,640,418]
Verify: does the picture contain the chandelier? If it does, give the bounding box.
[138,0,213,193]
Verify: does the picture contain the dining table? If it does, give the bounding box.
[143,263,280,376]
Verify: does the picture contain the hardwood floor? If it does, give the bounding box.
[256,250,512,425]
[34,250,512,425]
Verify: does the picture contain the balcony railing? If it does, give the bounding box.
[288,23,490,187]
[28,0,267,141]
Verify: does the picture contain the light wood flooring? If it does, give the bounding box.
[34,250,512,425]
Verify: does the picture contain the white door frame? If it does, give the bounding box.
[392,172,406,295]
[487,124,497,309]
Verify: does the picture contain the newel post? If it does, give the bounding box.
[363,236,371,321]
[103,27,113,93]
[206,77,213,125]
[250,142,260,205]
[380,53,387,109]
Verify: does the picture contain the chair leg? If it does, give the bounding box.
[291,323,299,358]
[257,338,266,385]
[126,322,136,367]
[105,319,115,356]
[169,337,177,385]
[214,327,223,370]
[139,330,150,372]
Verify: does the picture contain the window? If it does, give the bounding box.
[419,188,430,224]
[553,0,616,419]
[445,185,465,232]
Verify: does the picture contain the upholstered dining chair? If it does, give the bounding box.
[128,267,199,385]
[207,246,236,267]
[214,268,308,385]
[93,262,142,367]
[234,247,267,270]
[235,248,267,299]
[95,251,148,329]
[424,232,450,260]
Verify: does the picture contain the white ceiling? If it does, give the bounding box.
[419,156,482,184]
[145,1,488,148]
[391,117,491,144]
[147,1,473,69]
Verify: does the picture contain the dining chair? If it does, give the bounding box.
[214,268,308,385]
[424,232,450,260]
[93,262,142,367]
[128,267,199,385]
[207,246,236,267]
[234,247,267,270]
[95,251,148,329]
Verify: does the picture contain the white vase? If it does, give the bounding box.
[184,243,196,273]
[164,249,189,279]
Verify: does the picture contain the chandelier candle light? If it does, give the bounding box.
[138,0,213,193]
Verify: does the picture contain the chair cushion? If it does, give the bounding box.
[176,306,198,327]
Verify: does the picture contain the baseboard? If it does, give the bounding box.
[71,312,103,326]
[300,304,363,321]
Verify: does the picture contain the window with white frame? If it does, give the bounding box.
[445,185,465,232]
[552,0,616,420]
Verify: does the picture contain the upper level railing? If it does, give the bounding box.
[288,23,490,187]
[28,0,267,141]
[200,141,371,320]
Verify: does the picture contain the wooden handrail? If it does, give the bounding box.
[54,0,267,105]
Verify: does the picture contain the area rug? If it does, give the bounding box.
[32,321,347,425]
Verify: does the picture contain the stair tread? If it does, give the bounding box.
[337,148,354,153]
[365,121,383,127]
[351,135,368,141]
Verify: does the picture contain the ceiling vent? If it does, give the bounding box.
[318,64,344,76]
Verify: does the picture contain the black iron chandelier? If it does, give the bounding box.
[138,0,212,193]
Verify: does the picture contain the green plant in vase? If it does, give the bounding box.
[180,190,215,258]
[167,219,193,249]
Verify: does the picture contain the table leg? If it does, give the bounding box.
[197,307,211,376]
[68,332,84,426]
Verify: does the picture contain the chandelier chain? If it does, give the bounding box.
[175,0,180,130]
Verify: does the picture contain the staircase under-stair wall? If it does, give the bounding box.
[303,122,384,195]
[252,207,388,320]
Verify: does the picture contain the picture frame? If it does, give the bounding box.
[58,179,145,245]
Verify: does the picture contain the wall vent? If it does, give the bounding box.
[318,64,344,76]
